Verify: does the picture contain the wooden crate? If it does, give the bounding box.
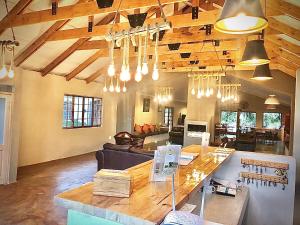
[93,169,133,198]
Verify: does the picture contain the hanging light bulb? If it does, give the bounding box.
[152,65,159,81]
[0,45,7,79]
[120,38,127,81]
[197,75,201,99]
[152,27,160,81]
[103,77,108,92]
[205,76,210,97]
[109,77,114,92]
[209,76,214,95]
[135,34,143,82]
[125,34,131,81]
[168,88,172,101]
[115,78,120,93]
[201,75,205,96]
[7,47,14,79]
[142,25,149,75]
[107,36,115,77]
[191,75,196,95]
[122,81,127,92]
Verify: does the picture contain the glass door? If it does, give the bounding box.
[164,107,174,128]
[0,94,12,185]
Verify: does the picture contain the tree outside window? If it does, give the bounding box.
[263,112,282,129]
[220,111,237,132]
[240,112,257,128]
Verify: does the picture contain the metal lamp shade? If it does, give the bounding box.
[239,40,270,66]
[264,95,280,105]
[214,0,268,34]
[251,64,273,80]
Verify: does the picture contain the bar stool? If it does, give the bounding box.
[67,209,122,225]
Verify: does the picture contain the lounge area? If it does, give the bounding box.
[0,0,300,225]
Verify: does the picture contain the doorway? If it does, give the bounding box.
[0,93,13,185]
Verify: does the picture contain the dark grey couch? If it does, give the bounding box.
[95,143,153,171]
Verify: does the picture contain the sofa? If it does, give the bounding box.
[95,143,153,171]
[133,124,169,139]
[236,130,256,151]
[114,131,145,149]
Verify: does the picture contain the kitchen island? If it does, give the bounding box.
[55,145,234,225]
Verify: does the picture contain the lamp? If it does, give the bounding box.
[103,77,108,92]
[135,35,143,82]
[0,45,7,79]
[251,64,273,80]
[239,40,270,66]
[214,0,268,34]
[152,28,160,81]
[265,95,280,105]
[107,36,115,77]
[142,26,149,75]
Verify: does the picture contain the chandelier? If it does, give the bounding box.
[189,71,226,99]
[154,87,173,104]
[103,0,171,91]
[219,84,241,103]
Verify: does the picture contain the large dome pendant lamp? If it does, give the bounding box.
[214,0,268,34]
[251,64,273,80]
[239,39,270,66]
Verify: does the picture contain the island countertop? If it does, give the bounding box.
[55,145,234,225]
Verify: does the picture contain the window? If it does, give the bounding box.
[164,107,173,127]
[220,111,237,132]
[63,95,102,128]
[263,112,282,129]
[240,112,257,128]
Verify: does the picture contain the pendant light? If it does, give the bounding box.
[239,40,270,66]
[142,25,149,75]
[265,95,280,105]
[115,77,120,93]
[103,77,108,92]
[135,34,143,82]
[122,81,127,93]
[214,0,268,34]
[251,64,273,80]
[217,75,222,99]
[107,35,115,77]
[205,76,210,97]
[120,39,127,81]
[109,77,114,92]
[197,77,201,99]
[7,47,14,79]
[0,45,7,79]
[152,28,160,81]
[125,34,131,81]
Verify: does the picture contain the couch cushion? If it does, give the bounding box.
[103,143,130,152]
[142,124,150,134]
[149,124,156,133]
[134,124,143,134]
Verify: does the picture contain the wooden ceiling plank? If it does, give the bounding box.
[0,0,33,35]
[265,35,300,54]
[267,0,300,20]
[1,0,188,29]
[47,10,220,41]
[14,19,70,66]
[40,13,115,76]
[268,17,300,41]
[162,59,235,68]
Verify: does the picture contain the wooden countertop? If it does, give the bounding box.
[55,145,234,225]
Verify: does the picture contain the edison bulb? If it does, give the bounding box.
[135,66,142,82]
[125,66,131,81]
[152,67,159,81]
[191,88,196,95]
[122,86,127,92]
[120,65,126,81]
[197,90,202,99]
[107,64,115,77]
[217,90,221,99]
[103,86,108,92]
[142,62,149,75]
[0,66,7,79]
[109,84,114,92]
[116,86,120,93]
[210,88,214,95]
[206,89,210,97]
[8,69,14,79]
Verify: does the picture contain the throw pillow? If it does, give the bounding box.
[149,124,155,132]
[143,124,150,134]
[135,124,143,134]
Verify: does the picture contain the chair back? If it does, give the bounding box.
[67,210,122,225]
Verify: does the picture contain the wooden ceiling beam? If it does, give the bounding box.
[85,68,106,84]
[0,0,33,35]
[0,0,187,29]
[47,10,220,41]
[40,13,115,76]
[14,19,70,66]
[161,59,235,69]
[65,50,106,81]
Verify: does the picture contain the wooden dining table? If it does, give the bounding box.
[55,145,234,225]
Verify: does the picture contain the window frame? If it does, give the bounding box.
[262,112,282,129]
[164,106,174,127]
[239,111,257,129]
[63,94,103,129]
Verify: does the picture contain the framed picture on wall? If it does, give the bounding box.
[143,98,150,112]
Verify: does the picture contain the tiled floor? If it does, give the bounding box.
[255,140,286,155]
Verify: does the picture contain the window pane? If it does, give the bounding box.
[73,96,83,127]
[83,97,93,127]
[63,96,73,128]
[263,113,282,129]
[221,111,237,132]
[93,98,102,126]
[240,112,256,128]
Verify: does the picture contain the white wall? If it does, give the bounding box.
[214,151,296,225]
[1,68,117,168]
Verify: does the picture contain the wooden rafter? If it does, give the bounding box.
[40,13,115,76]
[46,10,220,41]
[0,0,33,35]
[85,68,106,84]
[162,59,235,68]
[0,0,188,29]
[268,17,300,41]
[267,0,300,20]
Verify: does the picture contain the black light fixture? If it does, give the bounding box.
[168,43,181,51]
[127,13,148,28]
[239,40,270,66]
[251,64,273,81]
[180,53,191,58]
[96,0,114,8]
[214,0,268,34]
